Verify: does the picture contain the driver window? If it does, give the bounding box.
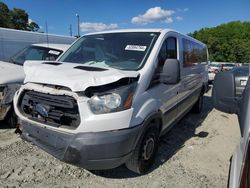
[157,37,177,73]
[149,36,177,88]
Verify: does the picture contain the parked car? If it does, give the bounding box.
[208,62,222,83]
[10,43,69,65]
[231,66,250,97]
[14,29,209,174]
[212,72,250,188]
[221,63,236,71]
[0,43,70,127]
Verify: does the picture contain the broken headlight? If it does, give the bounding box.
[88,82,137,114]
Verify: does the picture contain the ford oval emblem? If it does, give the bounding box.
[35,103,49,118]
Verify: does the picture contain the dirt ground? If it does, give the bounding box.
[0,89,240,188]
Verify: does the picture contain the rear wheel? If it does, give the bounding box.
[126,123,159,174]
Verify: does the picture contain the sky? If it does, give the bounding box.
[2,0,250,36]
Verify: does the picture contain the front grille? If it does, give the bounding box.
[19,90,80,129]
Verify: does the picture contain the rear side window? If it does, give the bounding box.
[182,38,207,67]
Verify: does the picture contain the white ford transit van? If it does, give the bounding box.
[14,29,209,174]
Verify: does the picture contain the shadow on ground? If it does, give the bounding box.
[90,95,214,178]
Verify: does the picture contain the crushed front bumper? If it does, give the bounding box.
[21,120,142,170]
[0,104,11,120]
[0,83,21,120]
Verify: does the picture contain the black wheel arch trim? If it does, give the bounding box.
[132,111,163,151]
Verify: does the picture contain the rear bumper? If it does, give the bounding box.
[21,121,142,170]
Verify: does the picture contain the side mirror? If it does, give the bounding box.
[212,72,238,114]
[160,59,180,84]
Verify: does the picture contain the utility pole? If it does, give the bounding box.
[76,13,80,37]
[69,24,72,36]
[45,21,49,46]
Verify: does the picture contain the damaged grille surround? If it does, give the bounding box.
[0,86,5,104]
[18,90,80,129]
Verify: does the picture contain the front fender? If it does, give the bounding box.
[131,97,162,126]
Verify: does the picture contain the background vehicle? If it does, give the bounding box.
[10,43,69,65]
[212,72,250,188]
[0,27,75,62]
[14,29,209,174]
[208,62,222,83]
[221,62,236,71]
[0,43,70,127]
[231,66,250,97]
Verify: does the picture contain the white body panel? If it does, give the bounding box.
[229,105,250,188]
[23,61,139,92]
[0,61,24,84]
[0,27,75,62]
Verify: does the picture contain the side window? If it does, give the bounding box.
[157,41,167,70]
[149,36,177,87]
[166,37,177,59]
[157,37,177,72]
[182,38,207,67]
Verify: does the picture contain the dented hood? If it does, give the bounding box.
[0,61,25,84]
[24,61,139,92]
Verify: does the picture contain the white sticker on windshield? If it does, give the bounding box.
[48,50,60,55]
[125,45,147,51]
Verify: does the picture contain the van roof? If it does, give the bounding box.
[31,43,70,51]
[84,28,174,35]
[83,28,206,46]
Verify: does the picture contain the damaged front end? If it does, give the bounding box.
[16,75,139,130]
[14,76,140,170]
[0,84,20,120]
[14,58,142,169]
[18,88,80,129]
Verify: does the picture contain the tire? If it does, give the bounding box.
[125,123,159,174]
[6,107,18,128]
[192,93,203,113]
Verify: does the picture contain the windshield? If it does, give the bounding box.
[10,46,63,65]
[223,64,235,67]
[210,63,221,67]
[59,32,159,70]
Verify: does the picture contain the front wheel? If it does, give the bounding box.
[192,93,203,113]
[125,123,159,174]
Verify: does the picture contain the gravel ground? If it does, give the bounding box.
[0,89,240,188]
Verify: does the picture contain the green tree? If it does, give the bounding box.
[0,2,11,28]
[190,21,250,64]
[27,21,39,32]
[0,2,39,32]
[9,8,29,30]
